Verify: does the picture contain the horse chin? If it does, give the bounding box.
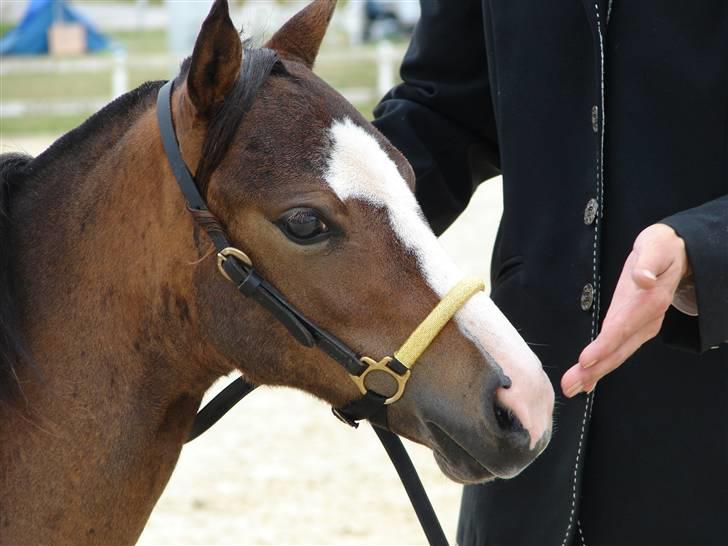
[433,450,495,485]
[427,423,496,484]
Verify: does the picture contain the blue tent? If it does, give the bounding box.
[0,0,113,55]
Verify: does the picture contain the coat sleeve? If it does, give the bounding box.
[660,194,728,352]
[371,0,500,235]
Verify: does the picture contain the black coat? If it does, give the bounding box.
[372,1,728,545]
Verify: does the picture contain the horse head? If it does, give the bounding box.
[167,0,554,483]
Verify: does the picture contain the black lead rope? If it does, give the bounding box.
[373,425,449,546]
[156,77,448,545]
[187,377,257,442]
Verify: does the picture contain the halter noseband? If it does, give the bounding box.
[156,78,484,425]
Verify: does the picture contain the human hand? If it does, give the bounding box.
[561,223,691,398]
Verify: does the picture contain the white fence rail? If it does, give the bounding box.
[0,42,402,120]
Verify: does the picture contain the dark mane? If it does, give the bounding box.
[0,153,33,404]
[178,46,284,234]
[0,81,165,405]
[182,47,285,198]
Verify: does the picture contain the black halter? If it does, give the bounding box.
[156,79,388,426]
[155,78,447,545]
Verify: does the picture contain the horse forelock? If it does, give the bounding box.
[189,47,286,200]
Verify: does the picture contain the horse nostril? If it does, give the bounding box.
[493,400,525,434]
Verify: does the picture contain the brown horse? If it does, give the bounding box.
[0,0,554,543]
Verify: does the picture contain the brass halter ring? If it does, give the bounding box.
[353,277,486,406]
[216,247,253,282]
[350,356,412,405]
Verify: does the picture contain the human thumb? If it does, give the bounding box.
[631,231,672,289]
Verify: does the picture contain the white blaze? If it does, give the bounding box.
[324,119,553,449]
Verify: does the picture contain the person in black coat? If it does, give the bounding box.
[372,2,728,545]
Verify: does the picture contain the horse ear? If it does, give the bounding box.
[186,0,243,116]
[265,0,337,69]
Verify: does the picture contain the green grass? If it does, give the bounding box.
[2,71,111,101]
[109,29,167,55]
[1,69,166,101]
[0,99,379,141]
[0,28,402,137]
[315,61,378,91]
[0,112,89,136]
[353,99,380,121]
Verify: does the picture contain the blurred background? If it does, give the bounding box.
[0,0,419,136]
[0,1,503,544]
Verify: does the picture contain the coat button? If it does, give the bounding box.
[584,198,598,225]
[581,283,594,311]
[591,105,599,132]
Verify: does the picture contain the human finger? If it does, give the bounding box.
[578,289,664,368]
[631,225,687,289]
[562,316,663,397]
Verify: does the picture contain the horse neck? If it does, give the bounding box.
[1,100,222,544]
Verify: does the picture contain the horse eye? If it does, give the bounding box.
[278,208,330,244]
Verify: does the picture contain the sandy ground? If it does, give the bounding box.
[1,135,503,545]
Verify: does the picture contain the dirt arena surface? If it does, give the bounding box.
[1,135,503,545]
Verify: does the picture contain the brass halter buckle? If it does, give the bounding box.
[350,277,486,407]
[350,356,411,405]
[216,247,253,282]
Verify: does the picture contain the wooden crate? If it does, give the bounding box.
[48,22,87,56]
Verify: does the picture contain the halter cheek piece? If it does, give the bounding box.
[156,76,486,546]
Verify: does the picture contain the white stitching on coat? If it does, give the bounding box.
[578,520,588,546]
[561,3,607,545]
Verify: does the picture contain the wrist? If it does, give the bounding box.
[656,223,697,315]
